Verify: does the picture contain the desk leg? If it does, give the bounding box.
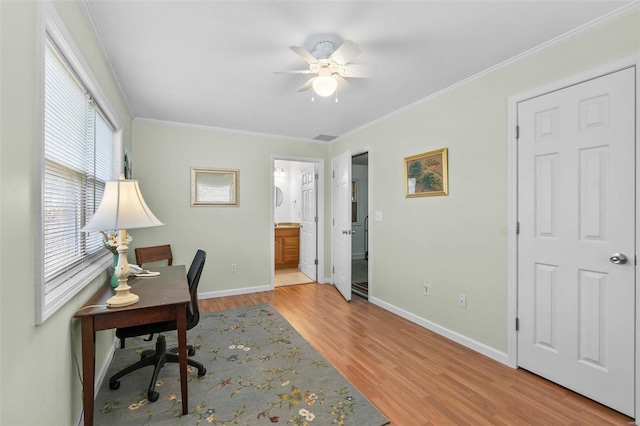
[176,304,188,415]
[80,317,96,426]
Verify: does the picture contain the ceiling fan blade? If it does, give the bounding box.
[330,40,362,65]
[290,46,318,64]
[334,74,350,92]
[297,77,316,92]
[342,63,377,78]
[273,70,315,74]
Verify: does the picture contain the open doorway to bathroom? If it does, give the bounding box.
[351,152,369,298]
[273,158,320,287]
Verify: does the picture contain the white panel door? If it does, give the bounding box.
[332,150,352,301]
[300,164,317,280]
[517,68,635,416]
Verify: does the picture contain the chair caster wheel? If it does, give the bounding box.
[148,391,159,402]
[198,367,206,377]
[109,380,120,390]
[188,347,196,356]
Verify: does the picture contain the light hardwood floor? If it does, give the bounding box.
[199,283,632,425]
[274,268,314,287]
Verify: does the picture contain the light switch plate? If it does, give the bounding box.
[375,211,383,221]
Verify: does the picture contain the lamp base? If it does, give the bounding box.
[107,229,139,308]
[107,283,139,308]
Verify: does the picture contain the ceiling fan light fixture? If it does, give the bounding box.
[312,75,338,97]
[281,39,372,99]
[311,41,335,59]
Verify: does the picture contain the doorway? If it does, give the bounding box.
[331,149,371,302]
[272,157,323,287]
[512,66,636,416]
[351,152,369,299]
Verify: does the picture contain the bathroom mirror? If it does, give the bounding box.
[275,186,283,207]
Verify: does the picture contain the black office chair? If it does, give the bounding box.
[109,250,207,402]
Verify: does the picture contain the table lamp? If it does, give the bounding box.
[82,175,164,307]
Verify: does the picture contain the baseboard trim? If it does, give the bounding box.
[199,285,272,300]
[369,296,509,366]
[199,285,508,365]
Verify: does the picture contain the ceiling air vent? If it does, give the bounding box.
[312,134,337,142]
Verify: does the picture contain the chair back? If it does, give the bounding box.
[186,249,206,329]
[135,244,173,267]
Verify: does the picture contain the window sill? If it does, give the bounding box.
[36,252,112,324]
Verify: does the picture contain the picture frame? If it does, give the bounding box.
[190,167,239,206]
[123,148,132,179]
[404,148,448,197]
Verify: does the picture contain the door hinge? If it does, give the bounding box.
[315,216,318,223]
[332,171,335,178]
[516,222,520,235]
[314,259,318,265]
[332,218,335,226]
[515,317,520,331]
[515,125,520,139]
[315,173,319,180]
[332,266,335,273]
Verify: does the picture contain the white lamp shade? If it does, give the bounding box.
[82,177,163,232]
[312,75,338,97]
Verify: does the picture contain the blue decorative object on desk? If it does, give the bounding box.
[111,255,119,287]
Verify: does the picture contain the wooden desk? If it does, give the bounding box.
[74,265,191,426]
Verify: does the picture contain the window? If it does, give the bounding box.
[36,18,119,324]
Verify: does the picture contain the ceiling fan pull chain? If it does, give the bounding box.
[335,91,339,103]
[311,92,315,102]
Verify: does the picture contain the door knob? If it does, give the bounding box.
[610,253,628,265]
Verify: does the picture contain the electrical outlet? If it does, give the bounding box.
[423,281,430,296]
[458,294,466,308]
[231,263,237,272]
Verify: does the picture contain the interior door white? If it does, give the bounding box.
[517,68,635,416]
[300,164,317,280]
[332,150,352,301]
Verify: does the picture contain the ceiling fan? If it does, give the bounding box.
[276,40,375,100]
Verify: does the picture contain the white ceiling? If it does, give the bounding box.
[83,1,632,142]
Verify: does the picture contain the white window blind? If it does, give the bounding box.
[39,35,116,321]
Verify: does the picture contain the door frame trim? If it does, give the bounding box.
[352,147,372,297]
[506,53,640,418]
[271,155,325,287]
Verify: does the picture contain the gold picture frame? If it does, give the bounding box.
[404,148,448,197]
[190,167,239,206]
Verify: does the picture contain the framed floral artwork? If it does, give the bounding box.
[404,148,448,197]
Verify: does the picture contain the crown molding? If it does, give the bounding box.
[133,117,328,145]
[78,0,136,119]
[336,1,640,143]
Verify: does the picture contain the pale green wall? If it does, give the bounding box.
[0,1,132,425]
[330,11,640,352]
[0,2,637,424]
[131,120,329,293]
[0,1,3,419]
[133,12,639,355]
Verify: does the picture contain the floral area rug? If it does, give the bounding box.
[94,303,389,426]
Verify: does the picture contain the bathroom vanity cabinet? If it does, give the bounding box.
[275,225,299,269]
